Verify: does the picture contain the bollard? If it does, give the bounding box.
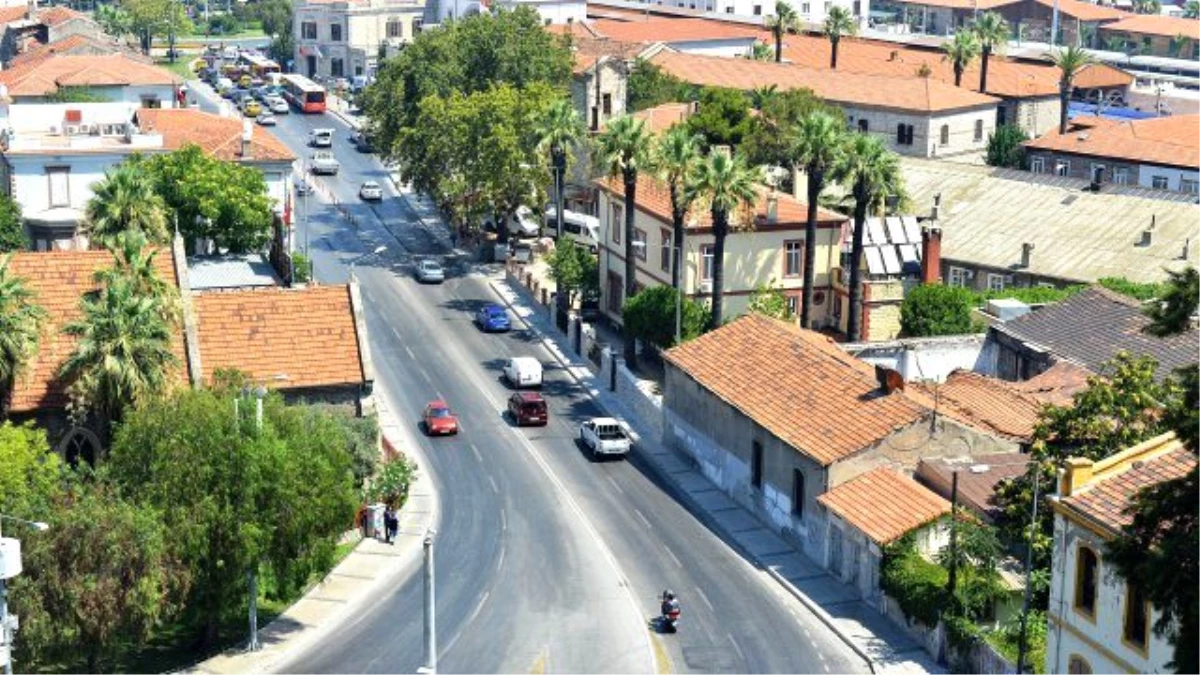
[540,288,548,306]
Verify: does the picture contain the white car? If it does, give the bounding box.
[579,418,632,458]
[256,112,277,126]
[310,152,340,175]
[503,356,543,388]
[415,259,444,284]
[267,96,289,114]
[359,181,383,201]
[309,128,334,148]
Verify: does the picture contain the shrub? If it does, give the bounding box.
[985,124,1029,169]
[292,253,312,283]
[1098,276,1167,301]
[365,455,417,508]
[972,284,1084,307]
[622,285,711,349]
[880,538,947,626]
[900,284,975,337]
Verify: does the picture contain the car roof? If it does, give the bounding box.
[589,417,621,426]
[515,391,545,401]
[483,304,506,312]
[362,180,379,186]
[420,259,441,266]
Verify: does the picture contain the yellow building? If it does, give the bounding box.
[595,174,847,326]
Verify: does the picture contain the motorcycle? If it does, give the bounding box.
[660,591,681,633]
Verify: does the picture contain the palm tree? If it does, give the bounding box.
[84,159,170,249]
[765,1,799,63]
[96,231,181,323]
[653,126,704,290]
[749,85,780,111]
[747,41,774,61]
[535,99,585,241]
[973,12,1009,94]
[685,151,760,329]
[791,112,845,329]
[0,255,47,413]
[597,115,654,365]
[1132,0,1161,13]
[824,6,857,69]
[1049,45,1095,134]
[1185,0,1199,19]
[831,134,902,342]
[943,30,981,87]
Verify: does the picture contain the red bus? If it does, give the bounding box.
[281,73,327,114]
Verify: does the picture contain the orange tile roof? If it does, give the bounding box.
[916,369,1047,441]
[595,172,845,231]
[1012,361,1092,407]
[9,34,146,67]
[5,250,188,413]
[630,101,692,135]
[193,286,365,390]
[818,467,952,544]
[546,21,603,38]
[570,35,646,74]
[590,17,764,43]
[650,49,999,113]
[0,5,27,24]
[664,314,932,465]
[36,6,89,27]
[136,108,296,163]
[1098,13,1200,40]
[1022,114,1200,170]
[0,53,179,97]
[882,0,1014,9]
[1030,0,1128,21]
[1063,441,1196,533]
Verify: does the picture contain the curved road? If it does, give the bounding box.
[197,86,867,674]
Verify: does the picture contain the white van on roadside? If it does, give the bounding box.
[503,356,543,388]
[544,207,600,252]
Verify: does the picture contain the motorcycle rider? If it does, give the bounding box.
[661,590,681,627]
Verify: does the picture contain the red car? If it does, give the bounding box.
[423,400,459,435]
[507,392,548,426]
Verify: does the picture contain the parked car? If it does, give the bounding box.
[256,112,277,126]
[310,151,340,175]
[267,96,289,114]
[474,304,512,332]
[579,418,632,458]
[359,181,383,201]
[415,259,444,284]
[508,392,548,426]
[544,206,601,252]
[503,357,542,388]
[250,86,269,101]
[423,400,459,436]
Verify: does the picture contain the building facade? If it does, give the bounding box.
[294,0,429,82]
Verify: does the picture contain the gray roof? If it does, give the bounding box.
[187,254,281,291]
[899,158,1198,284]
[993,286,1199,380]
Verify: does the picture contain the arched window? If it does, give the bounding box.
[59,427,102,467]
[939,124,950,146]
[1067,655,1092,674]
[1074,545,1099,617]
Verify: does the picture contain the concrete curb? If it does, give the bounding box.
[484,273,883,675]
[187,381,440,674]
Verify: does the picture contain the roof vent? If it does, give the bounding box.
[1131,460,1145,470]
[1077,132,1089,142]
[1139,214,1156,247]
[969,464,990,474]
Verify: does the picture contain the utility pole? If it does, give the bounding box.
[420,529,437,674]
[1016,469,1041,674]
[946,470,959,602]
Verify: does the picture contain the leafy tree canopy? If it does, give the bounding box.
[741,88,835,169]
[622,285,711,349]
[0,422,63,521]
[626,59,692,113]
[985,124,1028,169]
[121,0,193,51]
[899,284,975,337]
[0,193,25,252]
[546,240,599,306]
[685,86,755,150]
[746,281,793,321]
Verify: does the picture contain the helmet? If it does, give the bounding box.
[664,590,675,600]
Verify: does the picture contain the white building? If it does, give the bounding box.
[1045,433,1193,675]
[294,0,430,82]
[487,0,587,24]
[588,0,867,27]
[0,53,180,106]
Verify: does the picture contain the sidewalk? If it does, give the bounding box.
[190,382,438,674]
[486,274,942,675]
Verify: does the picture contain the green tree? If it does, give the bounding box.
[943,30,981,87]
[747,281,793,320]
[791,111,845,329]
[84,158,171,249]
[626,59,690,113]
[653,126,704,290]
[268,31,295,67]
[44,87,110,103]
[899,284,975,337]
[973,12,1010,94]
[142,145,275,253]
[1133,0,1162,13]
[985,124,1029,168]
[824,6,857,69]
[748,85,779,111]
[1185,0,1199,18]
[122,0,192,54]
[546,239,599,308]
[742,88,833,168]
[765,0,799,63]
[684,86,755,150]
[833,134,903,342]
[597,114,654,364]
[365,455,418,507]
[0,193,24,252]
[11,481,186,674]
[686,151,760,329]
[1049,45,1095,134]
[621,285,711,349]
[0,258,48,414]
[107,388,357,647]
[0,422,63,521]
[536,98,585,240]
[95,3,134,37]
[747,41,774,61]
[936,515,1007,620]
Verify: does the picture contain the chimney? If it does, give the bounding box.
[792,165,808,201]
[766,191,778,223]
[930,192,942,222]
[875,365,905,394]
[241,118,253,160]
[1020,242,1035,268]
[1058,457,1094,498]
[1183,237,1192,261]
[920,225,942,284]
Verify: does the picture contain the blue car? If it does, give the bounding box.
[475,304,512,332]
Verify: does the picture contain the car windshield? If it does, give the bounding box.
[486,307,505,316]
[523,401,546,412]
[428,407,452,418]
[422,261,441,270]
[363,182,379,189]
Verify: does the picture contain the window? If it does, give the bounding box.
[1124,583,1149,651]
[784,240,803,277]
[602,93,612,116]
[1074,545,1098,617]
[413,19,423,34]
[1030,156,1045,173]
[895,123,914,146]
[1114,167,1129,185]
[140,95,161,109]
[1151,175,1170,190]
[786,295,799,317]
[386,20,403,38]
[987,273,1006,292]
[330,23,343,41]
[610,203,622,243]
[607,271,623,313]
[801,1,810,11]
[939,124,949,146]
[1067,656,1092,674]
[857,118,869,133]
[1053,160,1069,176]
[792,468,805,517]
[948,266,968,287]
[853,0,861,13]
[974,119,984,142]
[660,229,672,272]
[1182,178,1199,195]
[726,6,734,11]
[634,229,647,261]
[751,440,763,489]
[47,167,69,208]
[700,244,714,280]
[753,4,762,13]
[331,58,345,77]
[301,21,317,39]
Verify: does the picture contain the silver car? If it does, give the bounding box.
[267,96,289,114]
[415,259,445,284]
[359,181,383,201]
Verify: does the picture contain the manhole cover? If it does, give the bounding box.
[681,646,740,673]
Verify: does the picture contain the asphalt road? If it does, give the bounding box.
[193,84,868,674]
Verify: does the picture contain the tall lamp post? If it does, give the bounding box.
[0,515,50,675]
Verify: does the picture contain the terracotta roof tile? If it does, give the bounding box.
[10,34,146,66]
[5,249,188,413]
[1022,114,1200,170]
[0,53,179,97]
[1029,0,1128,21]
[1012,361,1093,407]
[0,5,27,24]
[1064,442,1196,532]
[595,172,845,230]
[571,35,646,74]
[916,369,1048,441]
[1098,12,1198,39]
[650,49,998,113]
[631,102,692,135]
[136,108,296,163]
[916,452,1032,521]
[664,314,931,465]
[589,17,764,43]
[36,6,89,27]
[818,467,952,544]
[193,286,365,390]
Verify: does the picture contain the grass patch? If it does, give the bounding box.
[983,625,1046,674]
[183,27,266,40]
[156,57,198,80]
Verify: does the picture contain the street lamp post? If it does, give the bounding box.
[418,529,437,674]
[0,515,50,675]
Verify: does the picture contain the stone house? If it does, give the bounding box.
[1096,14,1199,59]
[0,5,104,67]
[294,0,429,82]
[0,52,180,105]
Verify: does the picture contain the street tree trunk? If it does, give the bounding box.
[622,170,639,368]
[954,64,963,87]
[846,182,869,342]
[800,167,823,329]
[553,148,566,240]
[710,208,728,329]
[1058,81,1071,134]
[830,38,840,69]
[669,183,685,291]
[980,47,992,93]
[775,27,784,62]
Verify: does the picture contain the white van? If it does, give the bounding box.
[544,207,600,252]
[309,128,334,148]
[503,356,543,388]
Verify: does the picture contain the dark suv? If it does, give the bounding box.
[507,392,548,426]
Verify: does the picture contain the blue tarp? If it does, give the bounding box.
[1068,102,1158,120]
